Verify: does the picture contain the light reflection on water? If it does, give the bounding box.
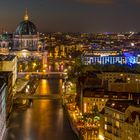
[6,78,78,140]
[36,79,50,95]
[36,79,62,95]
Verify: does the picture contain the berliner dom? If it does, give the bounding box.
[13,9,39,50]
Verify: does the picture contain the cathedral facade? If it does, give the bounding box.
[13,10,39,51]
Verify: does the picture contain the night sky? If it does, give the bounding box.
[0,0,140,33]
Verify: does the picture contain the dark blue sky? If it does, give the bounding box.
[0,0,140,33]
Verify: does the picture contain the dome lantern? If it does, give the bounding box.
[24,9,29,21]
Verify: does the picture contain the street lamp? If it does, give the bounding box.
[98,134,105,140]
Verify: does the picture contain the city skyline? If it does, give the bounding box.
[1,1,140,138]
[0,0,140,33]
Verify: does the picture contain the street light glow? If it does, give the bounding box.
[99,134,104,140]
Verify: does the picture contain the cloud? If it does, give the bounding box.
[77,0,114,5]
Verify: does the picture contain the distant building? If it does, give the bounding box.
[82,50,138,65]
[101,71,140,84]
[0,80,7,140]
[76,74,104,113]
[0,33,13,48]
[101,71,140,93]
[0,55,17,86]
[83,54,126,65]
[76,72,140,114]
[108,79,140,93]
[13,9,39,50]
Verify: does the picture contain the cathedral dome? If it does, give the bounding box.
[15,20,37,35]
[15,9,37,35]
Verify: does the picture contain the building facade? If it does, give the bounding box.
[101,72,140,84]
[0,55,17,86]
[104,100,140,140]
[0,80,7,140]
[0,72,13,119]
[82,50,138,65]
[13,9,39,51]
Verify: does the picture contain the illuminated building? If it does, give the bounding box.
[13,9,39,50]
[102,72,140,84]
[77,72,140,114]
[0,80,7,140]
[0,55,17,86]
[84,49,119,56]
[104,100,140,140]
[76,74,105,113]
[82,50,139,65]
[0,33,13,48]
[137,55,140,64]
[0,47,9,55]
[83,54,126,65]
[42,52,48,66]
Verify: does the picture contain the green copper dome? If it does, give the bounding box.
[15,20,37,35]
[15,10,37,35]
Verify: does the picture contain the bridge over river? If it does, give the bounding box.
[14,94,62,100]
[18,71,67,79]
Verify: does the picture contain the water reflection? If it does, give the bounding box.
[6,79,77,140]
[36,79,62,95]
[36,79,50,95]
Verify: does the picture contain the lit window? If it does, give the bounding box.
[84,103,87,113]
[116,114,120,119]
[105,124,107,130]
[127,78,130,81]
[102,99,105,102]
[128,136,132,140]
[116,121,119,128]
[111,103,115,107]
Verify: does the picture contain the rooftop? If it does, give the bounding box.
[0,55,16,61]
[105,99,135,113]
[125,111,140,124]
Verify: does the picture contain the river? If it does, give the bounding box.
[5,79,78,140]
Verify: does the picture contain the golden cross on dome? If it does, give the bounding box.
[24,8,29,21]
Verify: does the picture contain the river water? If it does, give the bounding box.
[5,79,78,140]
